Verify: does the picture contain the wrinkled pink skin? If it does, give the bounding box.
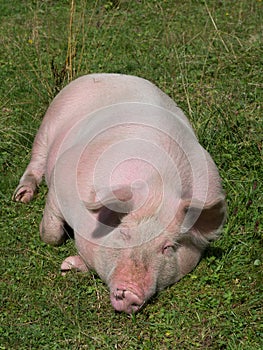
[13,74,226,313]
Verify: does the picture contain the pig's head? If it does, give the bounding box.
[81,184,226,314]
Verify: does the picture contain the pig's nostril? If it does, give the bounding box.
[115,289,126,300]
[111,288,144,313]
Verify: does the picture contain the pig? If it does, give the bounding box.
[13,73,226,313]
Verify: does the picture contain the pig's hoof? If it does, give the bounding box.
[12,185,34,203]
[61,255,89,276]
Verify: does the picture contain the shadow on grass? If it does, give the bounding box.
[203,246,224,260]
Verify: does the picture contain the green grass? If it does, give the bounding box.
[1,0,262,348]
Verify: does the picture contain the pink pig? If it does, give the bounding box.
[13,74,226,313]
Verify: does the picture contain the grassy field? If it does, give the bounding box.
[1,0,262,349]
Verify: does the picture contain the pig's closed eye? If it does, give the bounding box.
[162,244,176,255]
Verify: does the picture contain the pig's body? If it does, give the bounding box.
[13,74,226,313]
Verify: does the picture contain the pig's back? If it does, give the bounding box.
[42,74,192,144]
[42,74,195,180]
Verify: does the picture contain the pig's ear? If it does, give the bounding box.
[84,185,136,213]
[180,197,226,242]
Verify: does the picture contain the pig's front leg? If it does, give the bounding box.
[13,173,39,203]
[40,192,68,246]
[13,133,47,203]
[61,255,89,275]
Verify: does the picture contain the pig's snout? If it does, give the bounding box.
[110,288,144,314]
